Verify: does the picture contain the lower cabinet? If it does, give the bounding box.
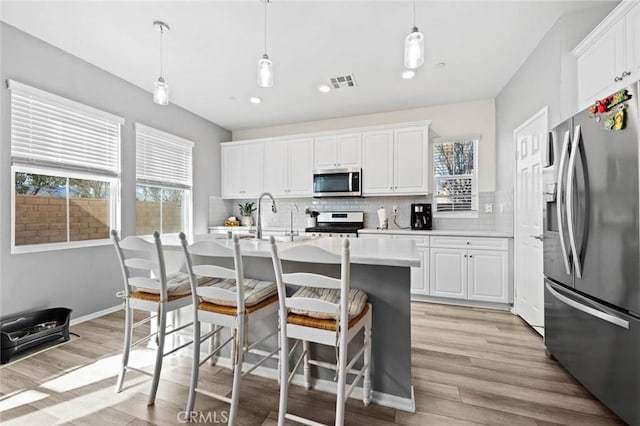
[430,245,509,303]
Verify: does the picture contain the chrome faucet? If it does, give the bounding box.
[255,192,278,240]
[286,204,299,239]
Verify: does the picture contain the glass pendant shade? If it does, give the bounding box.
[257,54,273,88]
[153,77,169,105]
[404,27,424,69]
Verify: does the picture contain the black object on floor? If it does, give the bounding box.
[1,307,72,364]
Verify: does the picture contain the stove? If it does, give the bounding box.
[305,211,364,237]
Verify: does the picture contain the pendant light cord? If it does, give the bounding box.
[159,25,164,78]
[264,0,268,55]
[413,0,416,28]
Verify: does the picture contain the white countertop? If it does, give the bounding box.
[358,228,513,238]
[191,234,420,268]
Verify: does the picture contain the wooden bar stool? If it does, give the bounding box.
[179,233,279,424]
[269,237,372,426]
[112,230,202,405]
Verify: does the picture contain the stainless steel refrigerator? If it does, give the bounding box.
[543,83,640,425]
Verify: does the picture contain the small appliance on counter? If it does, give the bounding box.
[410,203,432,230]
[305,211,364,237]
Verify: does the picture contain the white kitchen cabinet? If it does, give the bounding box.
[314,133,362,169]
[394,235,429,295]
[263,138,313,198]
[430,248,467,299]
[221,143,264,199]
[363,125,428,196]
[574,2,639,110]
[430,237,510,304]
[467,249,509,303]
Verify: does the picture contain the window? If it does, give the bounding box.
[432,136,478,215]
[135,124,193,236]
[9,80,122,253]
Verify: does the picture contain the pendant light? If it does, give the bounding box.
[257,0,273,88]
[404,0,424,70]
[153,21,170,105]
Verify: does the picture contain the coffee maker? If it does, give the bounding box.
[410,203,432,230]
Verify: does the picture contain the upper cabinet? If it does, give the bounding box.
[264,138,313,197]
[221,142,264,199]
[574,2,640,110]
[362,125,429,196]
[314,133,362,170]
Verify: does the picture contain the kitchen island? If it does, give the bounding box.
[189,235,419,412]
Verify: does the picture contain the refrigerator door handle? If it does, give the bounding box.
[556,129,572,275]
[546,282,629,329]
[566,125,583,278]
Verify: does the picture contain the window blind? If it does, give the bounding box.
[135,123,194,189]
[433,138,477,213]
[9,80,123,176]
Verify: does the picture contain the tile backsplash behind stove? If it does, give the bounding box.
[221,192,513,234]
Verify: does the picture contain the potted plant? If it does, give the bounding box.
[304,208,320,228]
[238,202,257,226]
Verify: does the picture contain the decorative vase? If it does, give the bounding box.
[241,215,253,227]
[306,217,317,228]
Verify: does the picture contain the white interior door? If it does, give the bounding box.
[514,107,547,335]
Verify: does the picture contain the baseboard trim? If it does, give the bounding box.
[70,305,121,325]
[411,295,512,311]
[213,357,415,413]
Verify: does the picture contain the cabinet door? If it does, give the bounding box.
[362,130,394,194]
[336,133,362,167]
[577,21,626,109]
[314,135,337,169]
[287,138,314,196]
[221,144,244,199]
[627,3,640,81]
[430,248,467,299]
[394,126,428,194]
[264,141,288,197]
[243,144,264,198]
[467,250,509,303]
[395,235,429,295]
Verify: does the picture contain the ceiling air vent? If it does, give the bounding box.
[330,74,357,89]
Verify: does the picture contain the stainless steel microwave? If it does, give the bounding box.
[312,168,362,197]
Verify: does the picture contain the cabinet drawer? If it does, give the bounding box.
[393,234,429,247]
[430,236,508,250]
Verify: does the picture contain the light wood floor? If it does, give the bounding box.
[0,302,622,425]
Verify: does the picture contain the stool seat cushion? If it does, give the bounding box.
[199,294,278,316]
[133,272,214,296]
[287,303,369,331]
[289,287,368,320]
[130,291,191,302]
[201,278,278,308]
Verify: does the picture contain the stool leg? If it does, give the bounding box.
[115,302,132,393]
[147,302,166,406]
[302,340,311,390]
[363,313,372,406]
[335,331,348,426]
[277,326,289,426]
[186,317,201,414]
[228,319,244,424]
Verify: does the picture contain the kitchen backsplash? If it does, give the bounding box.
[214,192,513,234]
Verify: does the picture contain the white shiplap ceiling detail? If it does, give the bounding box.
[0,1,617,131]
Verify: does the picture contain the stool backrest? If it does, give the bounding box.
[179,233,246,313]
[269,237,350,329]
[111,230,168,300]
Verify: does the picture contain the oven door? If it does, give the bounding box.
[312,168,361,197]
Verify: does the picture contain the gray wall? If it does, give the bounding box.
[0,23,230,319]
[495,3,617,196]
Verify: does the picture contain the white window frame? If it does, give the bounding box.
[11,164,120,254]
[135,123,194,238]
[9,80,123,254]
[432,135,479,218]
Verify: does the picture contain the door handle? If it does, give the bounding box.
[546,282,629,329]
[531,234,543,241]
[566,125,583,278]
[556,130,572,275]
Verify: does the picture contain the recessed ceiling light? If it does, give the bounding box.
[250,96,262,104]
[401,70,416,80]
[436,62,446,68]
[318,85,331,94]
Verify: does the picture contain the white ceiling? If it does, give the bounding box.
[0,1,616,131]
